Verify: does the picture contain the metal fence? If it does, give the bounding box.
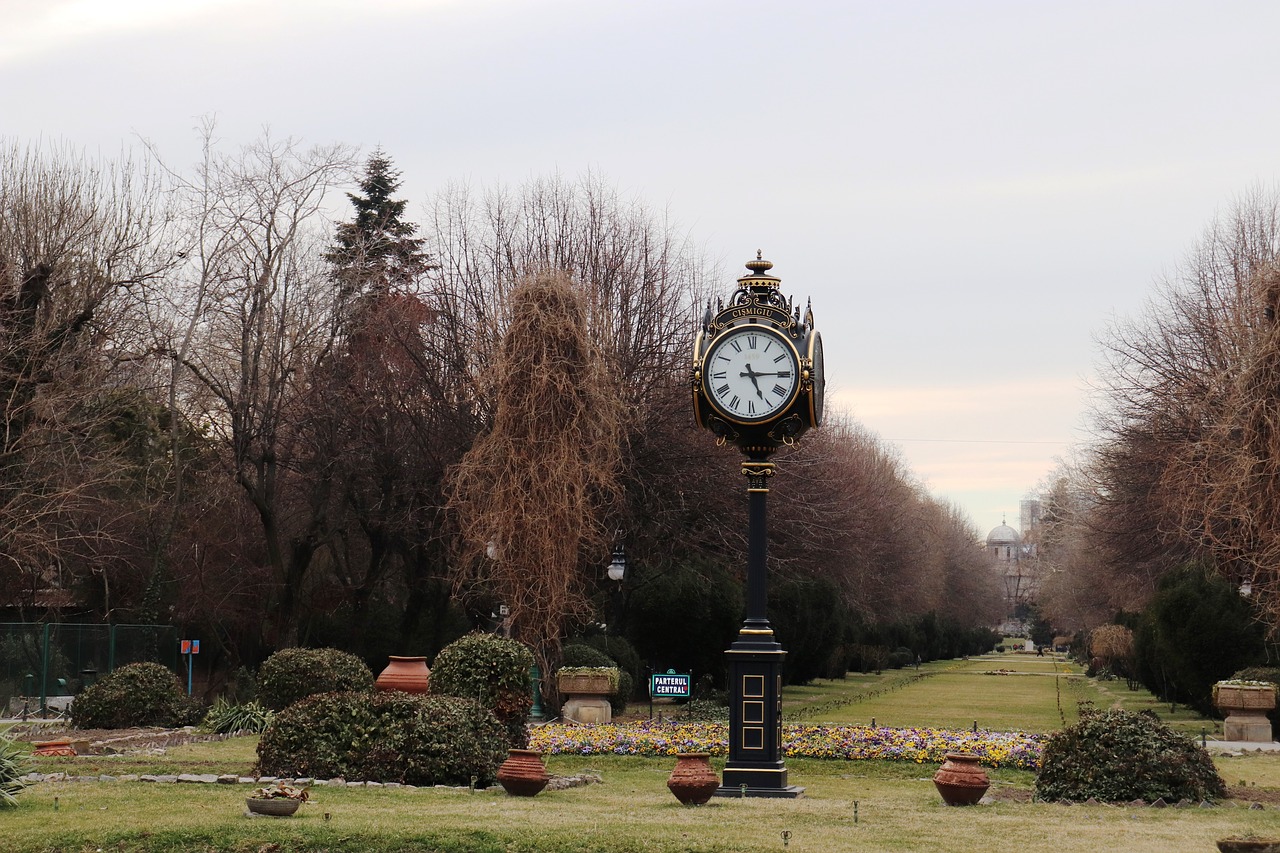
[0,623,178,718]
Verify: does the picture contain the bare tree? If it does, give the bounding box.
[1087,185,1280,628]
[157,130,356,647]
[0,141,174,616]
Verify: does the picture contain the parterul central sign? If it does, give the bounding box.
[650,671,692,698]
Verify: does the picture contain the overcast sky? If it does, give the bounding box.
[4,0,1279,538]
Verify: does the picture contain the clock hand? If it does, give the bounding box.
[740,364,765,399]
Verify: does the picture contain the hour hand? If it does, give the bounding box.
[740,364,765,398]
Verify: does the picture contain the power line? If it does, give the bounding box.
[885,438,1070,445]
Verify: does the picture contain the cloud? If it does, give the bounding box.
[0,0,245,64]
[827,377,1084,529]
[0,0,470,65]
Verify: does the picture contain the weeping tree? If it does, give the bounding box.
[446,271,625,672]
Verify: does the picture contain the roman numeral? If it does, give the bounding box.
[777,371,791,379]
[772,354,787,364]
[772,384,787,397]
[716,384,730,397]
[748,400,756,414]
[730,340,742,353]
[711,371,727,379]
[729,395,741,410]
[748,335,757,349]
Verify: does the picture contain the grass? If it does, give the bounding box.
[3,756,1280,852]
[782,654,1087,733]
[4,649,1279,852]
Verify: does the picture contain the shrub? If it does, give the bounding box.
[0,733,31,806]
[561,643,612,668]
[681,698,730,721]
[1132,563,1266,714]
[69,662,199,729]
[256,690,507,786]
[256,647,374,711]
[430,632,533,748]
[1035,703,1226,803]
[202,697,274,734]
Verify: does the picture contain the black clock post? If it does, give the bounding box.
[691,254,823,799]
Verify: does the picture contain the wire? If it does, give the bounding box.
[885,438,1070,445]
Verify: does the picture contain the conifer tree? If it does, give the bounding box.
[326,150,430,301]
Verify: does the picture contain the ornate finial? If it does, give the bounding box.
[804,298,814,329]
[739,252,780,289]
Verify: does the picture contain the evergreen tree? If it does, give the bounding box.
[326,150,430,300]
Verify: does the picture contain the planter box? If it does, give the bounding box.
[557,673,614,695]
[1217,685,1277,711]
[1215,683,1276,743]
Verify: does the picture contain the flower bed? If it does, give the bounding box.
[528,721,1043,770]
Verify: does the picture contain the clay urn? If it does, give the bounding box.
[496,749,550,797]
[932,752,990,806]
[667,752,720,805]
[374,655,430,694]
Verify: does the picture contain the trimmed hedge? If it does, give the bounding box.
[255,691,507,786]
[1036,703,1226,803]
[69,662,200,729]
[430,633,533,748]
[256,647,374,711]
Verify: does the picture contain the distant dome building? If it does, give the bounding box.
[987,515,1042,628]
[986,522,1020,563]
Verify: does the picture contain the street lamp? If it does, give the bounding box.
[607,543,627,582]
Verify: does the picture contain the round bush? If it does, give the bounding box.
[256,647,374,711]
[561,643,612,668]
[1036,704,1226,803]
[255,690,507,786]
[430,632,534,748]
[69,662,198,729]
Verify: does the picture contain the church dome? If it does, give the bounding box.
[986,523,1020,547]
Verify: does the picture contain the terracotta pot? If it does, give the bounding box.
[374,655,430,694]
[667,752,720,805]
[497,749,549,797]
[246,797,301,816]
[932,752,990,806]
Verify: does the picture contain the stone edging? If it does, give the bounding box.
[20,771,604,793]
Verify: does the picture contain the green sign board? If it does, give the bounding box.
[650,669,691,698]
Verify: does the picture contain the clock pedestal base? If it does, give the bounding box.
[714,632,803,799]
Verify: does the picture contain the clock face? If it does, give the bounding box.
[702,325,800,423]
[809,330,825,427]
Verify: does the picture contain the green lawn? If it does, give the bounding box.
[4,755,1280,853]
[783,654,1089,732]
[3,649,1276,852]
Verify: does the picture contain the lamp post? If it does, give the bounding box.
[606,542,627,633]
